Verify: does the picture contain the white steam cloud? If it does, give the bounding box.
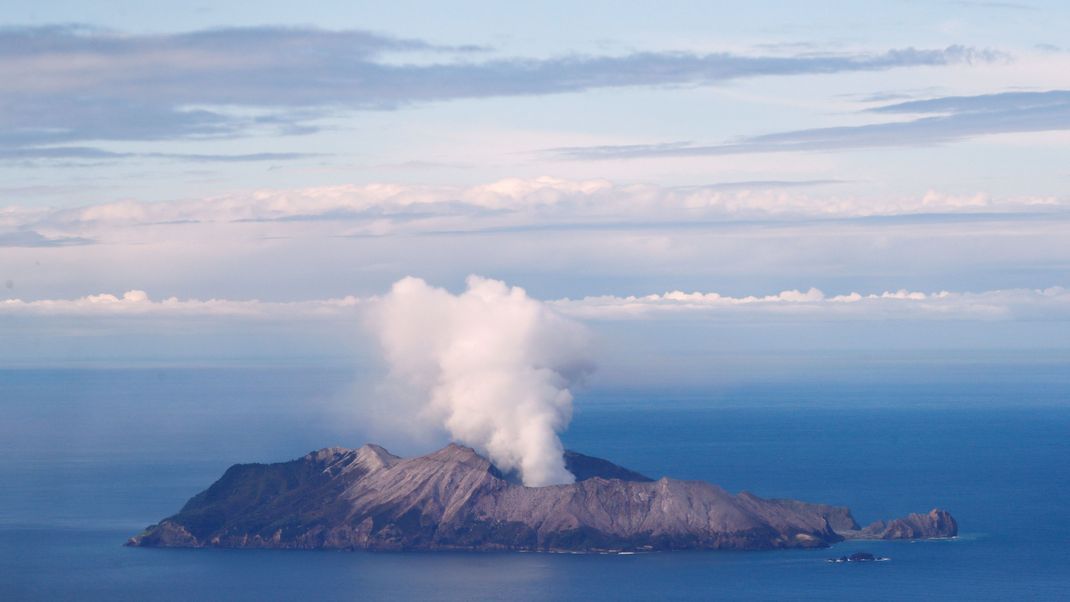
[369,275,594,487]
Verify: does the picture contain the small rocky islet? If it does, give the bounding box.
[827,551,890,563]
[128,443,957,553]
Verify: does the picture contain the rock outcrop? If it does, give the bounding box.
[128,444,956,552]
[846,509,958,540]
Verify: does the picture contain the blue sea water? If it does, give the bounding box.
[1,367,1068,601]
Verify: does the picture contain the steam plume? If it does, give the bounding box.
[370,275,593,486]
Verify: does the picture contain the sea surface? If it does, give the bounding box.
[1,367,1068,601]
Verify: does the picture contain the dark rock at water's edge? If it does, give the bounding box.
[827,551,889,563]
[127,444,957,553]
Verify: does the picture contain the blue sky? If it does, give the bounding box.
[1,1,1069,379]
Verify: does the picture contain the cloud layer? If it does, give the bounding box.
[4,176,1065,245]
[551,286,1070,320]
[4,284,1067,322]
[0,289,360,317]
[0,25,994,160]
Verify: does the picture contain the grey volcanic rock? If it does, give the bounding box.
[850,508,958,540]
[127,444,956,552]
[761,498,861,532]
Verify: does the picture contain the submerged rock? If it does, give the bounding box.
[127,444,956,553]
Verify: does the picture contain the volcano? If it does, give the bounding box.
[128,443,956,552]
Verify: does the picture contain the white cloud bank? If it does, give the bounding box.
[551,287,1070,320]
[0,289,360,318]
[3,284,1068,321]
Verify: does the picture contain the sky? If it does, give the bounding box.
[1,1,1069,389]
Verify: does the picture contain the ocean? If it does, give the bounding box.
[1,367,1068,601]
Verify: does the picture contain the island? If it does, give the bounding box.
[127,443,957,552]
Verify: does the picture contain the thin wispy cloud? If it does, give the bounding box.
[868,89,1070,116]
[0,25,996,161]
[0,147,319,162]
[550,89,1070,159]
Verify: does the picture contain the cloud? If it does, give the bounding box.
[550,89,1070,159]
[0,147,319,163]
[3,177,1065,313]
[0,289,360,317]
[868,89,1070,116]
[5,177,1064,245]
[4,285,1068,322]
[551,287,1070,321]
[0,24,996,160]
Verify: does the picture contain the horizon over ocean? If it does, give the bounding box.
[1,365,1068,600]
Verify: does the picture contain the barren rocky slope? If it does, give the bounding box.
[128,444,956,552]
